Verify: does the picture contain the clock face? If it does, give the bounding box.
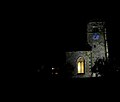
[92,33,100,40]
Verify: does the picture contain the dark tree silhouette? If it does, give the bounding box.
[91,58,120,78]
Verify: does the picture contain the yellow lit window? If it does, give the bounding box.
[77,57,85,74]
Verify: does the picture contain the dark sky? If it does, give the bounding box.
[22,5,120,68]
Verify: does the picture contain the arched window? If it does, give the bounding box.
[77,57,85,74]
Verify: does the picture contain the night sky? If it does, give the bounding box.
[21,5,120,72]
[10,2,120,93]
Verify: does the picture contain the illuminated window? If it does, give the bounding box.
[77,57,85,74]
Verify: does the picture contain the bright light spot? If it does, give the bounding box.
[52,68,55,70]
[92,73,96,77]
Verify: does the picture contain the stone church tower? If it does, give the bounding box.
[87,21,109,67]
[66,20,109,78]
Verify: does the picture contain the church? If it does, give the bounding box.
[66,20,109,78]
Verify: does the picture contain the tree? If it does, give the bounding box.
[91,58,120,78]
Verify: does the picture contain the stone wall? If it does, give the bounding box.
[66,51,92,78]
[87,22,107,66]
